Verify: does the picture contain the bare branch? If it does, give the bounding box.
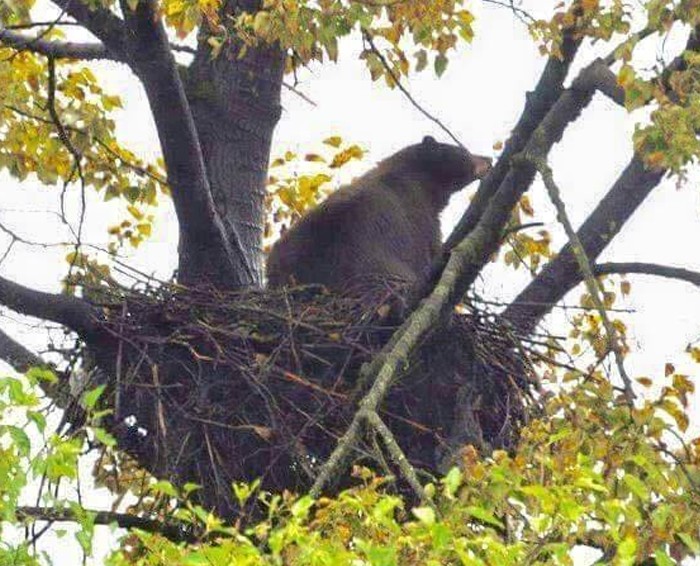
[0,327,43,373]
[594,263,700,287]
[0,274,100,336]
[362,29,464,148]
[0,28,116,61]
[503,26,700,334]
[16,506,195,544]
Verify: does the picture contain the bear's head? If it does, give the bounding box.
[387,136,491,205]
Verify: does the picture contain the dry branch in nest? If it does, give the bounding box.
[85,277,535,516]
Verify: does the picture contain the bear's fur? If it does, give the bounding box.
[266,136,491,290]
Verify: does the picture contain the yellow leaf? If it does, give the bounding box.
[127,205,144,220]
[330,145,364,169]
[688,347,700,363]
[323,136,343,148]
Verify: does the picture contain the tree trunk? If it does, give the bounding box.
[185,25,285,287]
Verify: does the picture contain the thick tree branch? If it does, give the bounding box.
[49,0,128,60]
[0,327,43,373]
[0,274,100,336]
[435,59,622,305]
[444,28,582,251]
[503,156,665,335]
[16,506,195,544]
[0,28,115,61]
[594,263,700,287]
[503,26,700,335]
[119,0,247,287]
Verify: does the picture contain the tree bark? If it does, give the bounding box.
[186,2,285,287]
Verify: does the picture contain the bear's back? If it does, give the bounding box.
[266,172,439,289]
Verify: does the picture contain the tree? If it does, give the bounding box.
[1,0,700,563]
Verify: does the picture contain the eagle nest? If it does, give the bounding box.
[86,277,536,515]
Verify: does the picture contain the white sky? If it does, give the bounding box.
[1,1,700,563]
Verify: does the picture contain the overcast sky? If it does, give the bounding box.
[2,1,700,563]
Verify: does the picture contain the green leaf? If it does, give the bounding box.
[434,54,448,77]
[93,427,116,447]
[677,533,700,556]
[7,426,31,456]
[82,384,106,410]
[443,467,462,498]
[412,506,436,525]
[27,410,46,433]
[290,495,314,519]
[465,506,504,529]
[654,548,675,566]
[151,480,178,497]
[623,473,650,501]
[616,535,638,566]
[26,367,57,385]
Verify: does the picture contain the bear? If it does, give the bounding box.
[266,136,492,291]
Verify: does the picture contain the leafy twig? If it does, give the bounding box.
[525,156,635,404]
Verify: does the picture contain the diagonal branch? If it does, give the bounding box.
[504,26,700,335]
[49,0,128,60]
[594,263,700,287]
[0,327,44,373]
[443,27,582,251]
[119,0,248,288]
[0,28,116,61]
[503,155,666,335]
[530,156,635,403]
[438,59,624,303]
[0,274,100,336]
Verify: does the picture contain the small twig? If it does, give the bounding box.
[4,21,82,30]
[47,56,88,273]
[481,0,536,25]
[362,29,465,148]
[282,81,317,107]
[525,156,635,404]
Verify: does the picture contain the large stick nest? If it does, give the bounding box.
[87,278,535,515]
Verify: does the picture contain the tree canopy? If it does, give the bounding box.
[0,0,700,564]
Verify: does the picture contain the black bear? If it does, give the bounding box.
[266,136,491,290]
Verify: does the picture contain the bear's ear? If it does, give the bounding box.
[422,135,437,146]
